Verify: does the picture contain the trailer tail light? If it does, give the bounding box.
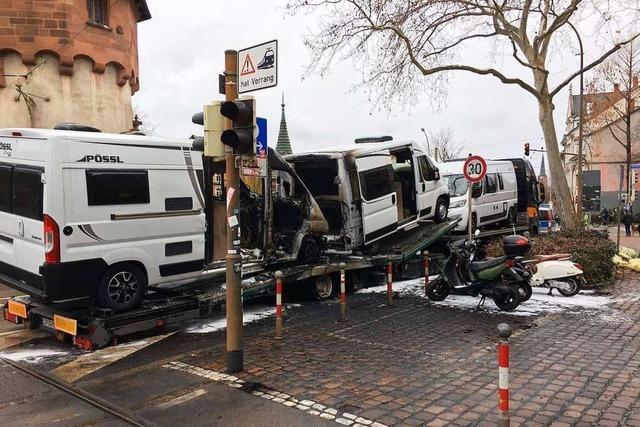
[574,263,584,272]
[3,308,21,324]
[44,215,60,264]
[73,336,93,351]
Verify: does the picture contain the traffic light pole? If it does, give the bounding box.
[224,49,243,373]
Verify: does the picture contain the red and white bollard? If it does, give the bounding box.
[497,323,512,426]
[339,262,347,322]
[386,259,394,306]
[275,271,283,340]
[423,250,430,294]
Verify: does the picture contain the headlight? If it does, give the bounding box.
[450,200,466,208]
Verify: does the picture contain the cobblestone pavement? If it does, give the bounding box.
[176,273,640,426]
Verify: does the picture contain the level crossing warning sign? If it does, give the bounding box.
[238,40,278,94]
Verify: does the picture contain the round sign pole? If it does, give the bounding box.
[463,155,487,242]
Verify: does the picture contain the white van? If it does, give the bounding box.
[0,128,211,312]
[286,137,450,251]
[440,160,518,231]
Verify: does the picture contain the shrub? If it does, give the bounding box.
[484,230,616,288]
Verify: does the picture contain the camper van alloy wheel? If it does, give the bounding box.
[97,263,147,312]
[435,197,449,223]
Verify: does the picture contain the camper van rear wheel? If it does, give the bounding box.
[312,275,334,300]
[96,263,147,312]
[434,197,449,223]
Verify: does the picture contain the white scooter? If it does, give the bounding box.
[519,254,585,296]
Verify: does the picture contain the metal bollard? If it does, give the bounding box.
[386,259,394,306]
[339,262,347,322]
[497,323,512,427]
[275,271,283,340]
[423,250,430,294]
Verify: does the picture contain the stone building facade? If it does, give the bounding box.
[0,0,150,132]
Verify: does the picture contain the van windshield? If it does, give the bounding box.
[443,174,468,197]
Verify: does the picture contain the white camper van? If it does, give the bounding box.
[0,128,210,312]
[286,137,450,251]
[440,160,518,231]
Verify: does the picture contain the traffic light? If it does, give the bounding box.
[524,143,530,156]
[192,101,226,158]
[219,97,256,155]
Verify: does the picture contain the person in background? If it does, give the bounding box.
[623,210,634,236]
[601,207,610,225]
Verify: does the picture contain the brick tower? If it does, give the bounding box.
[0,0,151,132]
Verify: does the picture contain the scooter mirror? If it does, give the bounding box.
[474,229,480,237]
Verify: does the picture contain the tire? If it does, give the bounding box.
[298,236,321,263]
[434,197,449,223]
[425,278,450,301]
[506,208,516,227]
[96,263,147,313]
[492,286,520,311]
[555,277,581,297]
[591,218,602,227]
[310,274,334,300]
[516,281,532,302]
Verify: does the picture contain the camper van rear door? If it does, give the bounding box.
[355,153,398,243]
[12,166,44,276]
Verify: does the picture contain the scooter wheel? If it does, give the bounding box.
[556,277,581,297]
[516,281,533,302]
[426,278,450,301]
[493,286,520,311]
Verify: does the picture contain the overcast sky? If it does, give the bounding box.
[134,1,621,175]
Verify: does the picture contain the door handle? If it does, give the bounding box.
[422,182,426,192]
[18,220,24,237]
[391,194,396,205]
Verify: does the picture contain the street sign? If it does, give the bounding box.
[238,40,278,94]
[256,117,267,159]
[463,155,487,183]
[631,163,640,170]
[241,157,267,177]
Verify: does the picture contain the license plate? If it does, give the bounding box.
[41,317,54,329]
[7,299,27,319]
[54,314,77,336]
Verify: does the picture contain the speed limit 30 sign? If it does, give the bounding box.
[463,155,487,183]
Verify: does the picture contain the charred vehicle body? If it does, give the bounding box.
[286,137,450,252]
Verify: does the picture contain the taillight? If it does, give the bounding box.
[44,214,60,264]
[574,263,583,272]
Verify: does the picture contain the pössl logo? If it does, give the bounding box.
[77,155,123,163]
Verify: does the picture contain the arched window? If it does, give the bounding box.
[87,0,108,26]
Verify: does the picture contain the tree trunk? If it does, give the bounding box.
[627,113,633,201]
[537,93,579,230]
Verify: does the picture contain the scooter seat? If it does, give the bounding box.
[469,256,506,273]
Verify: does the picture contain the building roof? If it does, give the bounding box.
[134,0,152,22]
[569,92,616,118]
[276,94,293,155]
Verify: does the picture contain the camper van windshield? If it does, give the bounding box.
[443,174,468,197]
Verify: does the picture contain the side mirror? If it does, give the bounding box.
[471,183,482,198]
[474,229,481,237]
[433,167,440,181]
[539,182,546,203]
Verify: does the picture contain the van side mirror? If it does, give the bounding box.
[433,167,440,181]
[538,182,546,203]
[471,183,482,198]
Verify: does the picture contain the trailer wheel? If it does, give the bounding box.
[310,275,334,300]
[434,197,449,223]
[96,263,147,313]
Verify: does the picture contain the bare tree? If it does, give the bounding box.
[586,40,640,200]
[430,127,464,161]
[288,0,640,230]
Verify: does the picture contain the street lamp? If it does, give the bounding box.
[420,127,434,160]
[566,21,585,226]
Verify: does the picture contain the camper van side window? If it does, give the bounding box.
[86,170,150,206]
[13,167,43,220]
[360,166,394,201]
[498,174,504,190]
[0,163,12,213]
[485,174,497,194]
[417,156,431,182]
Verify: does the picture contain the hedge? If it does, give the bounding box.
[484,229,616,288]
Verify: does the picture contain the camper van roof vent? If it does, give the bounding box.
[54,123,101,132]
[354,135,393,144]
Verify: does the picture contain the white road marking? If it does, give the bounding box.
[155,388,208,409]
[165,361,387,427]
[53,332,175,382]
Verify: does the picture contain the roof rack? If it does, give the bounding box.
[354,135,393,144]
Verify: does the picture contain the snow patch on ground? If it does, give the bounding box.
[186,304,301,333]
[357,278,613,317]
[0,347,70,363]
